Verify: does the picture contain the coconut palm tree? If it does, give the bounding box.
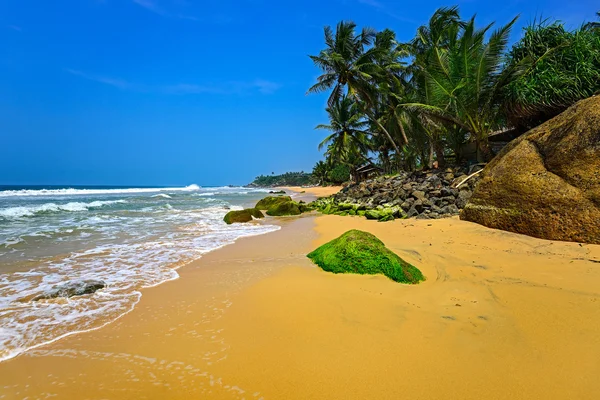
[316,95,372,180]
[402,12,525,161]
[308,21,402,154]
[312,161,329,185]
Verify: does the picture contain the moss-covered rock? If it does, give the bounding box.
[378,215,395,222]
[255,196,293,210]
[223,208,264,224]
[247,208,264,219]
[365,210,381,220]
[338,203,354,211]
[266,201,302,216]
[307,230,424,284]
[298,203,313,213]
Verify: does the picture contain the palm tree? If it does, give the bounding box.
[316,95,371,180]
[312,161,329,185]
[583,12,600,31]
[308,21,402,154]
[402,11,524,161]
[403,7,463,167]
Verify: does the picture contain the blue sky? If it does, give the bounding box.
[1,0,597,186]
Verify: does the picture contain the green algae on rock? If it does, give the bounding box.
[307,230,424,284]
[266,201,302,216]
[255,196,293,210]
[223,209,264,224]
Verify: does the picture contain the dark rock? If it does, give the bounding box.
[33,280,106,301]
[441,187,457,197]
[412,190,427,202]
[400,201,412,211]
[455,190,472,209]
[407,205,419,218]
[441,204,460,214]
[412,199,424,213]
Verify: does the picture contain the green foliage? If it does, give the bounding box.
[502,20,600,129]
[312,161,329,185]
[250,172,314,187]
[307,230,424,284]
[255,196,293,210]
[327,164,350,184]
[223,209,263,224]
[307,8,598,170]
[316,95,371,169]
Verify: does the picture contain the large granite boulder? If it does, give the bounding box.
[461,96,600,244]
[33,280,106,301]
[307,230,424,284]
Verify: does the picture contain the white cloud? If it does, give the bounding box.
[132,0,200,21]
[65,69,281,95]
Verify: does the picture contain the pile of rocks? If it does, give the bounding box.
[312,168,481,221]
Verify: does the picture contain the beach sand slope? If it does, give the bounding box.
[1,214,599,399]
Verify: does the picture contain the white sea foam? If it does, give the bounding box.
[0,205,280,362]
[151,194,172,199]
[0,184,200,197]
[0,200,126,219]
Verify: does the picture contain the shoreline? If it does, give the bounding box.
[1,190,600,398]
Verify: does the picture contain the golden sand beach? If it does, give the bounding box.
[1,187,599,399]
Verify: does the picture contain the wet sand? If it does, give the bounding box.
[1,213,600,399]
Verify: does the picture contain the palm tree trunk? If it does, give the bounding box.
[428,141,435,169]
[476,134,492,163]
[370,113,402,155]
[397,119,409,146]
[434,140,446,168]
[351,93,402,155]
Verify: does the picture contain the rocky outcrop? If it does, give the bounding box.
[33,280,106,301]
[461,96,600,244]
[223,209,264,224]
[311,168,481,221]
[307,230,424,284]
[255,196,293,210]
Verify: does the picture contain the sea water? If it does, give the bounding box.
[0,184,278,361]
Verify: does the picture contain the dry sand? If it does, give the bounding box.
[1,213,599,399]
[281,185,342,199]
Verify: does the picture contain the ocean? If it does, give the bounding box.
[0,184,279,362]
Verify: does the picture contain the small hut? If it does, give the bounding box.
[355,163,383,182]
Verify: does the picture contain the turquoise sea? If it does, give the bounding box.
[0,184,279,362]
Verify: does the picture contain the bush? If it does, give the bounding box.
[503,20,600,130]
[328,164,350,184]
